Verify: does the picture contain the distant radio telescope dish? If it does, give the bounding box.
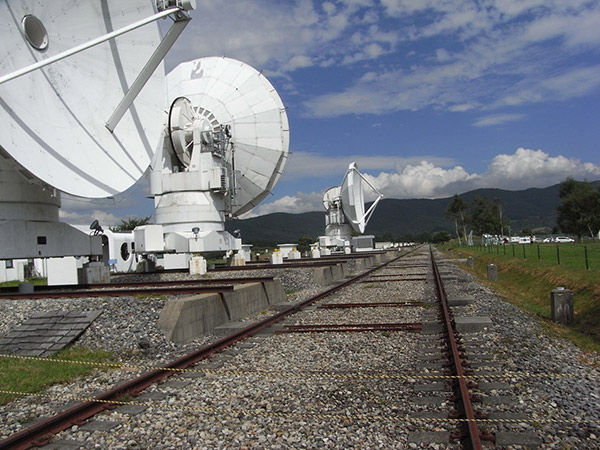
[166,57,290,216]
[0,1,175,198]
[322,186,341,210]
[341,163,367,233]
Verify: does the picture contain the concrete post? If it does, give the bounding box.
[550,288,574,325]
[18,282,34,293]
[487,264,497,281]
[466,256,474,268]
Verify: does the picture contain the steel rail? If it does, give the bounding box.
[359,277,426,283]
[279,323,423,333]
[0,285,234,300]
[0,246,422,449]
[430,246,483,450]
[318,302,423,308]
[0,277,275,294]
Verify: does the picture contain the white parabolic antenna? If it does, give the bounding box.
[165,57,290,216]
[0,1,192,198]
[321,162,382,245]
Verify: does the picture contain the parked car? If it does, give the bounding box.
[542,237,552,243]
[554,236,575,243]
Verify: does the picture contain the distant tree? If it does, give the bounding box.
[430,231,452,244]
[520,228,532,236]
[110,216,152,232]
[469,196,510,235]
[446,194,468,245]
[556,178,600,241]
[381,231,395,242]
[296,235,314,253]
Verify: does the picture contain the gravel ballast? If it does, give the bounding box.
[0,248,598,449]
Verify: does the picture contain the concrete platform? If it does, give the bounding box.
[159,279,286,342]
[454,316,492,332]
[496,432,542,447]
[407,431,450,444]
[0,310,102,357]
[313,263,348,285]
[447,296,475,306]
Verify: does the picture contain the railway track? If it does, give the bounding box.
[1,245,596,448]
[0,277,277,300]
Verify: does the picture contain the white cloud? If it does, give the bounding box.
[302,1,600,117]
[247,191,325,216]
[166,0,395,75]
[363,161,479,198]
[283,151,455,180]
[497,65,600,107]
[255,148,600,214]
[472,113,525,127]
[59,209,122,227]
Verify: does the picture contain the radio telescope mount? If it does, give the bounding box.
[0,1,194,268]
[319,162,383,250]
[145,56,290,268]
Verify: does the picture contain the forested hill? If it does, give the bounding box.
[225,183,583,245]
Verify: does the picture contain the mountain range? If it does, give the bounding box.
[225,182,583,245]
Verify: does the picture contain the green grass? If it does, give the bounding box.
[0,347,114,405]
[470,242,600,270]
[0,278,47,288]
[440,242,600,356]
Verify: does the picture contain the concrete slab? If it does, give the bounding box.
[410,411,448,418]
[43,439,85,449]
[0,310,102,357]
[116,404,147,415]
[159,279,285,342]
[496,432,542,447]
[421,323,443,334]
[407,432,450,444]
[79,420,120,432]
[454,316,492,332]
[414,383,446,392]
[470,361,502,368]
[410,396,446,405]
[160,380,191,389]
[488,411,529,420]
[478,381,511,391]
[136,391,169,401]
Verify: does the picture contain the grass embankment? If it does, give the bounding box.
[440,243,600,355]
[0,347,113,405]
[0,278,47,288]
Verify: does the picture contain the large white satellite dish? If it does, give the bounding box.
[319,162,383,248]
[0,1,194,198]
[148,57,289,260]
[165,57,289,216]
[0,1,194,264]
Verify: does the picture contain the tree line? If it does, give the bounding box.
[445,178,600,243]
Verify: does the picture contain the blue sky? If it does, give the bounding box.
[61,0,600,225]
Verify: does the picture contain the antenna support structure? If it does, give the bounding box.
[319,162,383,252]
[140,57,289,270]
[0,1,191,278]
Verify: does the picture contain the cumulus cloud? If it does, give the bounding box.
[254,148,600,215]
[366,148,600,197]
[247,191,325,216]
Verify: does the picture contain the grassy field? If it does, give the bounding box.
[0,278,47,288]
[439,242,600,356]
[0,347,113,405]
[474,242,600,270]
